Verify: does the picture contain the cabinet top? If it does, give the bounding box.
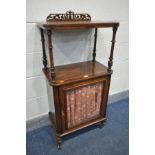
[37,10,119,30]
[43,61,111,86]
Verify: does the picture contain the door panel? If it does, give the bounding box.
[66,82,103,128]
[59,77,109,130]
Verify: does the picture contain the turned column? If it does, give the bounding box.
[47,30,56,82]
[108,26,118,71]
[40,28,47,69]
[92,28,98,62]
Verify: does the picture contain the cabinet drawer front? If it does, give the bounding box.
[59,77,110,130]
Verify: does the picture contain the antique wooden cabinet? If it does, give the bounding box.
[37,11,119,149]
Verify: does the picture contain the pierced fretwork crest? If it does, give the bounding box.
[46,10,91,22]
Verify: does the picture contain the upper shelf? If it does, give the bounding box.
[37,20,119,30]
[37,10,119,30]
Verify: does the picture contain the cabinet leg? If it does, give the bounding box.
[98,119,107,128]
[56,135,62,150]
[98,121,105,128]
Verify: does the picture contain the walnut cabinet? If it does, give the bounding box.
[37,11,119,149]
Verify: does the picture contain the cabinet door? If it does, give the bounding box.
[59,77,110,130]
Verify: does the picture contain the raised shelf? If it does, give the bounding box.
[43,60,111,86]
[37,20,119,30]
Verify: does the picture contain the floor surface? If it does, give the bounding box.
[26,98,129,155]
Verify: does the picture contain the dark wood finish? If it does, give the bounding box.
[37,20,119,30]
[48,75,110,149]
[101,75,111,118]
[47,30,56,82]
[40,28,47,69]
[108,26,118,71]
[60,117,107,137]
[93,28,98,62]
[52,87,62,134]
[56,135,62,150]
[46,10,91,22]
[49,108,107,137]
[43,60,112,86]
[37,11,119,149]
[59,76,109,129]
[49,112,62,149]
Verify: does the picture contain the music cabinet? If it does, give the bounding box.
[37,11,119,149]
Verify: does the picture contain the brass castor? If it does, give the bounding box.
[57,143,62,150]
[98,118,107,128]
[98,121,105,128]
[56,135,62,150]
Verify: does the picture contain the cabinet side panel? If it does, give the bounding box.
[101,75,111,117]
[46,80,63,133]
[53,86,63,133]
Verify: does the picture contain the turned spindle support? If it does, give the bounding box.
[108,26,118,72]
[47,30,56,82]
[40,28,47,69]
[92,28,98,62]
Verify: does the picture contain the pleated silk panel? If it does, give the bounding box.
[66,82,103,128]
